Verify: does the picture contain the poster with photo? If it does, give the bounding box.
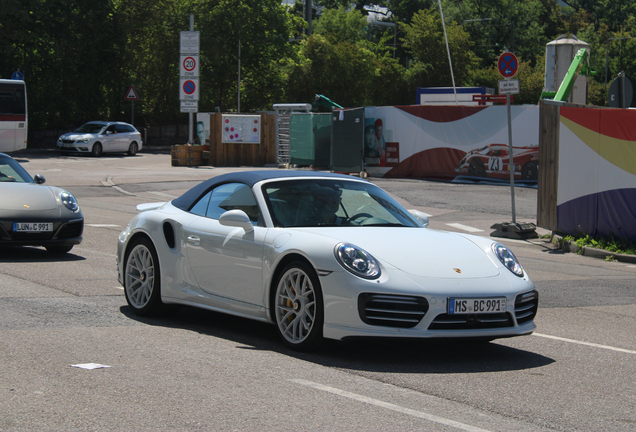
[195,113,211,145]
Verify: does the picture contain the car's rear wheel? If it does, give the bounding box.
[522,162,538,180]
[124,237,163,316]
[128,142,138,156]
[45,245,73,254]
[91,143,103,157]
[273,261,324,350]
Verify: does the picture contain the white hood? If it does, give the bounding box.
[305,227,500,279]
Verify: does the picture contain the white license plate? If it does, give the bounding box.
[448,297,506,314]
[13,222,53,232]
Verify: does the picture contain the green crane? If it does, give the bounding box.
[541,48,595,101]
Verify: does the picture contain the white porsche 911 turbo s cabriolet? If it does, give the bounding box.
[117,171,538,350]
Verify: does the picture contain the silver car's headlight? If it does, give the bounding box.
[492,243,524,277]
[335,243,381,279]
[61,191,80,212]
[77,138,91,143]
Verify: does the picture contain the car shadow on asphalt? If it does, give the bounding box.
[0,246,85,262]
[120,304,555,374]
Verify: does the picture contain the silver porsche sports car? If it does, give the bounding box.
[0,153,83,253]
[117,171,538,350]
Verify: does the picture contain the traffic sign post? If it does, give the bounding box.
[492,50,536,239]
[180,16,200,144]
[125,85,140,125]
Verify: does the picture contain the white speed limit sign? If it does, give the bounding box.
[180,55,199,78]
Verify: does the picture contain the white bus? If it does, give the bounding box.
[0,79,27,152]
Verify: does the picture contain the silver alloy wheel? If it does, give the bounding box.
[128,142,138,156]
[275,267,317,344]
[125,243,155,309]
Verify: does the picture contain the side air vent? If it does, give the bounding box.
[358,293,429,328]
[515,290,539,325]
[163,222,176,249]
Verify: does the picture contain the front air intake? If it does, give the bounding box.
[358,293,429,328]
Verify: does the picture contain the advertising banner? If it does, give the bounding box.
[556,107,636,241]
[364,105,540,181]
[221,114,261,144]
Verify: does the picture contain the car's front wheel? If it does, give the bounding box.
[273,261,324,350]
[128,142,138,156]
[124,237,163,316]
[91,143,103,157]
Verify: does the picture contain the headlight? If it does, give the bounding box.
[335,243,381,279]
[61,191,79,212]
[492,243,524,277]
[57,137,62,143]
[78,138,91,143]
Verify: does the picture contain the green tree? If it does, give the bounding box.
[194,0,302,112]
[400,8,480,88]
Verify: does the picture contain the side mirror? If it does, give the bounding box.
[219,209,254,233]
[34,174,46,184]
[105,130,112,136]
[408,209,429,227]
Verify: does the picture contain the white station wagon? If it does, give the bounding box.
[57,121,143,157]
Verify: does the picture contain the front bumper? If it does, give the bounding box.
[319,266,538,341]
[0,218,84,248]
[57,144,91,153]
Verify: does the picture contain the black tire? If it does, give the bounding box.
[128,142,138,156]
[91,143,103,157]
[45,245,73,254]
[468,158,486,177]
[124,237,163,316]
[272,261,324,351]
[522,162,538,180]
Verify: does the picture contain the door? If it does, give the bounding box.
[183,183,266,306]
[101,124,120,153]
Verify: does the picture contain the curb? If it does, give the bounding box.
[551,234,636,264]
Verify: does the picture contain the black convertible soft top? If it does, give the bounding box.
[171,170,358,211]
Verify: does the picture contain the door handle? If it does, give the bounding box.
[187,235,201,245]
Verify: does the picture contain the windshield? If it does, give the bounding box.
[0,155,34,183]
[262,179,420,228]
[74,123,106,134]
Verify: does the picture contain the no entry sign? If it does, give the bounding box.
[498,52,519,78]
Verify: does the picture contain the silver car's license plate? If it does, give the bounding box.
[13,222,53,232]
[448,297,506,314]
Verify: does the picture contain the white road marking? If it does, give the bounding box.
[85,224,121,228]
[445,223,484,233]
[533,333,636,355]
[290,379,493,432]
[112,185,135,196]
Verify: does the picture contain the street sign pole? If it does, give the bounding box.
[506,92,516,223]
[490,52,537,240]
[188,15,194,144]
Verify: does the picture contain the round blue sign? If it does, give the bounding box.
[12,71,24,80]
[183,80,196,95]
[497,53,518,78]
